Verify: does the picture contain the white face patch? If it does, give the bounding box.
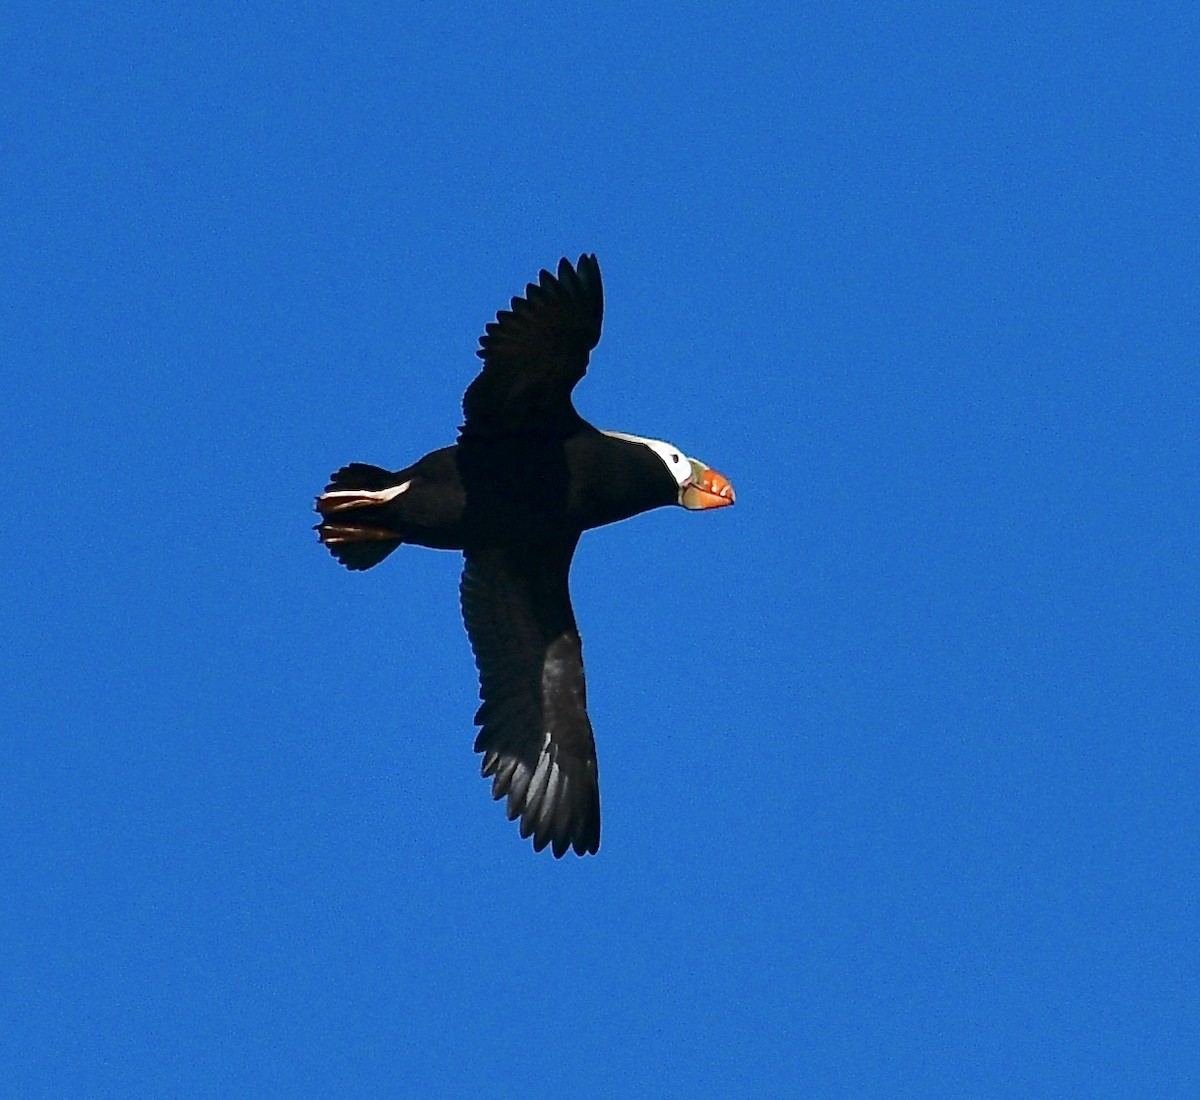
[601,431,693,492]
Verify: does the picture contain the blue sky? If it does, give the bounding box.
[3,3,1197,1095]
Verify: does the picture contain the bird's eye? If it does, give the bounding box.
[671,453,679,463]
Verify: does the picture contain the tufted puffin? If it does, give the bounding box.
[314,254,734,857]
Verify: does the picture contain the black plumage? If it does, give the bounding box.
[315,255,733,856]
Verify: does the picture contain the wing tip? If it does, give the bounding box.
[475,745,601,858]
[471,252,604,362]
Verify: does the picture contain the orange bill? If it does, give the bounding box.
[681,464,736,510]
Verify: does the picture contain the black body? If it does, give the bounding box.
[327,431,678,556]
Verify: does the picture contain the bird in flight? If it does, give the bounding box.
[315,254,734,857]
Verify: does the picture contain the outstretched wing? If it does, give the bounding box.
[461,254,603,438]
[459,537,600,857]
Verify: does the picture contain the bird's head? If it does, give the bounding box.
[602,431,735,510]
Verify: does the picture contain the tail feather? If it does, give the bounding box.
[324,462,397,494]
[314,462,404,571]
[317,527,402,570]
